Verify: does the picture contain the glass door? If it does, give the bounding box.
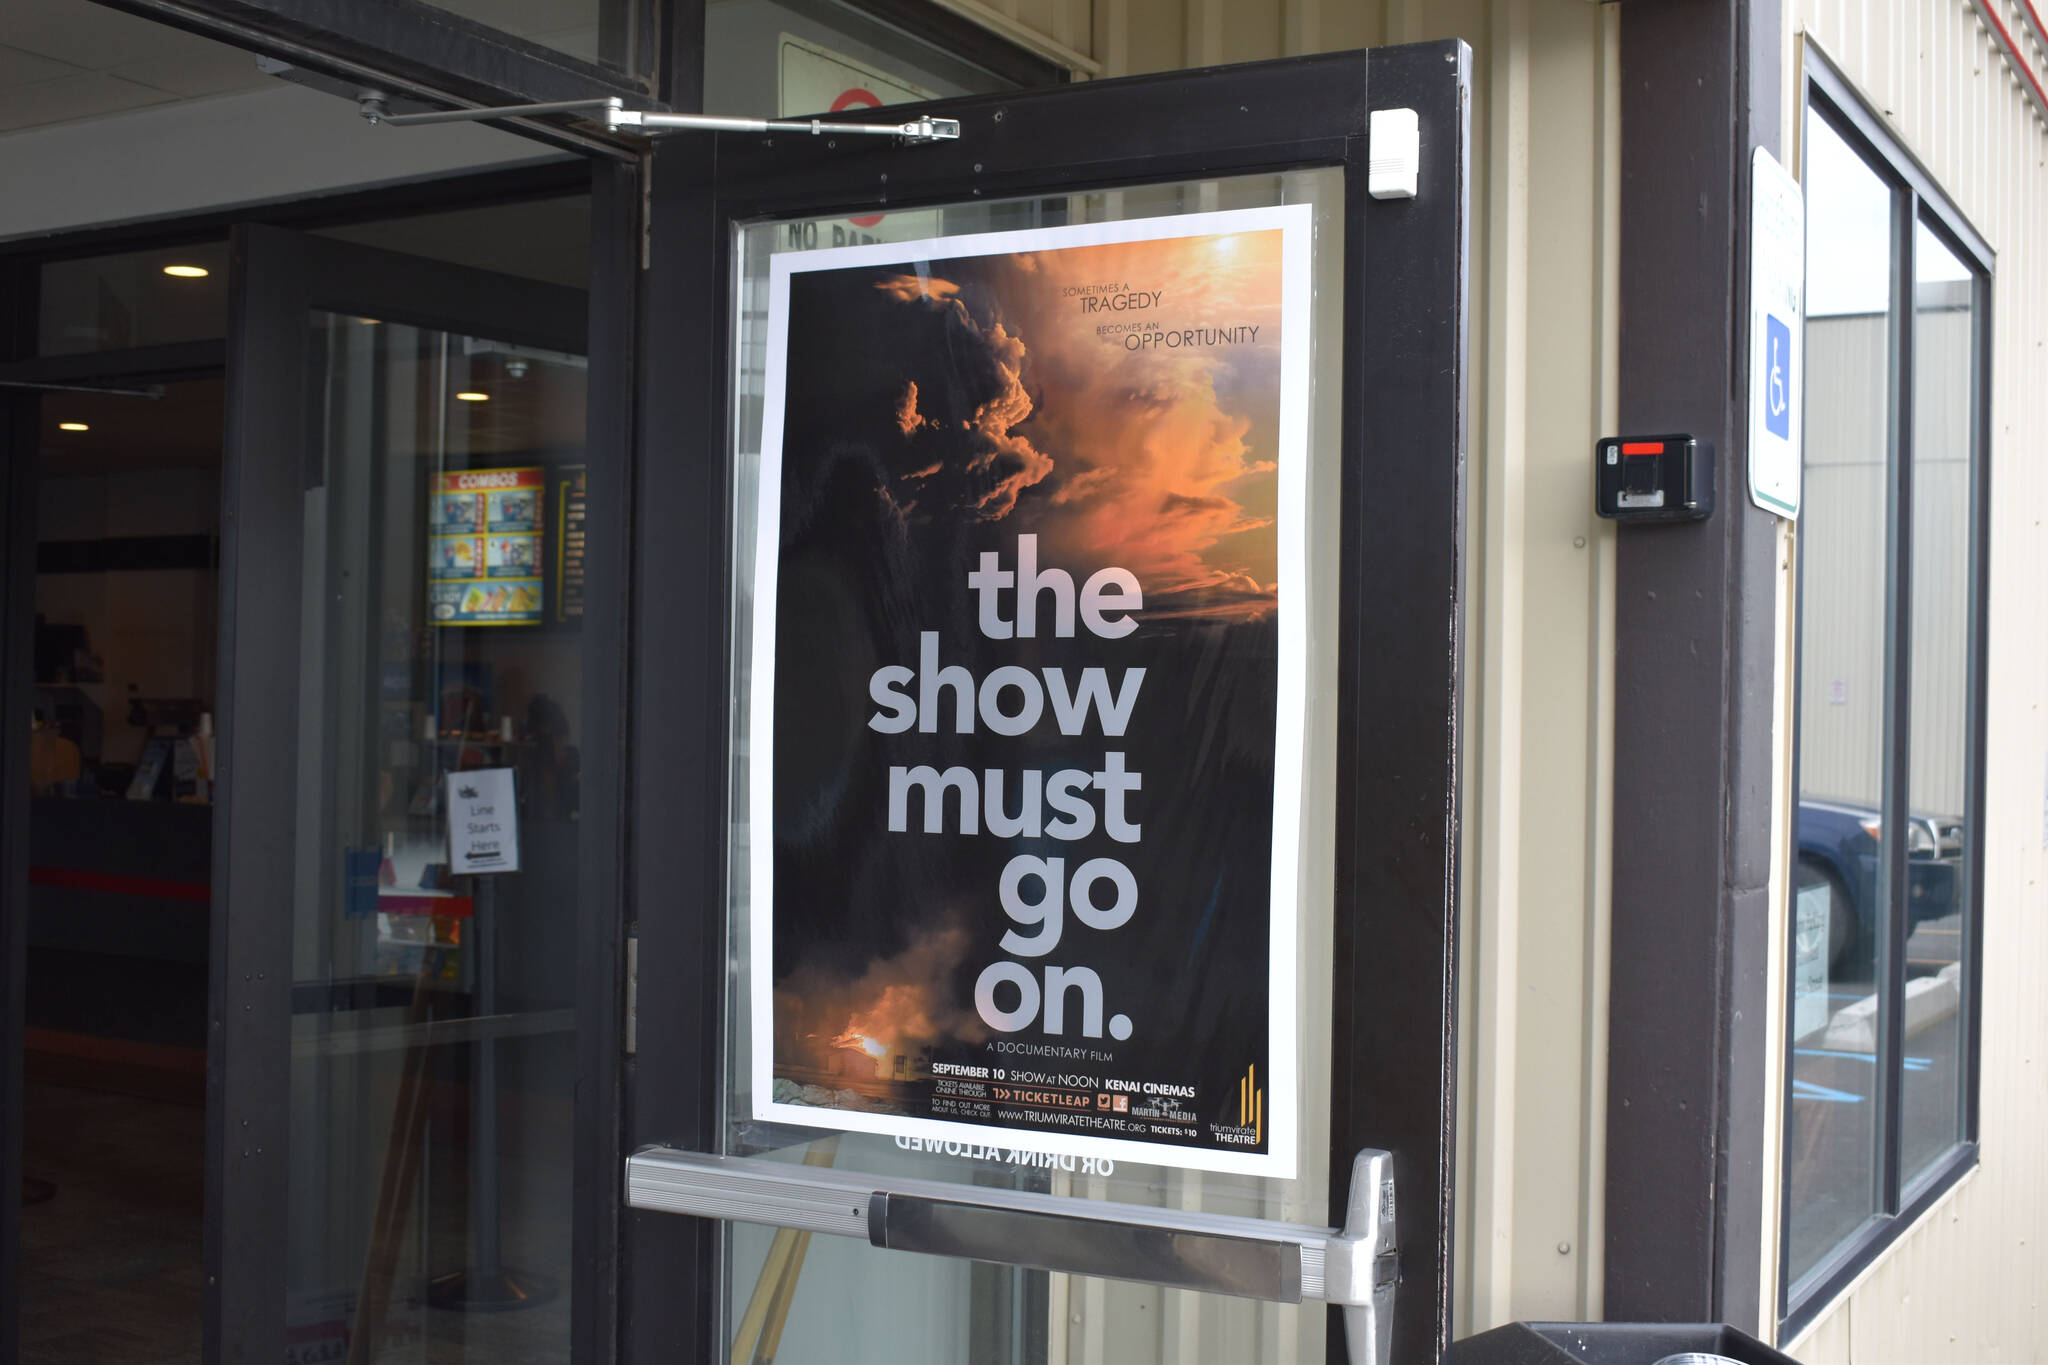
[209,225,598,1365]
[721,172,1342,1365]
[626,42,1471,1365]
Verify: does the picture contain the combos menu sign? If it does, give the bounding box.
[749,207,1310,1177]
[429,467,544,626]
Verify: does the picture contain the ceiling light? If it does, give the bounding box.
[455,391,489,402]
[162,264,209,278]
[58,422,89,432]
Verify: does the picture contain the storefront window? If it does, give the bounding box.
[20,379,223,1359]
[283,313,588,1359]
[319,198,594,290]
[1785,110,1892,1286]
[419,0,625,67]
[37,241,229,357]
[1899,221,1975,1186]
[35,197,587,361]
[1783,77,1987,1321]
[18,191,592,1362]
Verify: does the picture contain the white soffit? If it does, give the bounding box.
[0,1,560,243]
[0,0,277,132]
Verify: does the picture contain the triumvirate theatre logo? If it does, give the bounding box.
[748,207,1311,1177]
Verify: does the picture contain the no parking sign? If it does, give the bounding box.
[778,35,941,245]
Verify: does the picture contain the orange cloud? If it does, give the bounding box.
[860,232,1287,608]
[894,380,924,435]
[874,274,962,305]
[991,232,1288,612]
[960,322,1053,518]
[871,276,1056,521]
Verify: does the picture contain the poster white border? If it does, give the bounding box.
[747,204,1312,1180]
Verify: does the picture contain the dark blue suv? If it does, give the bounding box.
[1796,798,1962,969]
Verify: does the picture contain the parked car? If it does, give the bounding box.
[1796,798,1962,969]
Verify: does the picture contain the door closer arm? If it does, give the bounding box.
[357,93,959,142]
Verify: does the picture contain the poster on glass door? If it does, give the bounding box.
[750,206,1310,1178]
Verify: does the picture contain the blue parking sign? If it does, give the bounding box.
[1764,312,1791,440]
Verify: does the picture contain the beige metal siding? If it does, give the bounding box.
[970,0,1627,1344]
[1798,306,1976,819]
[929,0,1100,71]
[1798,313,1890,812]
[1908,300,1977,819]
[1784,0,2048,1357]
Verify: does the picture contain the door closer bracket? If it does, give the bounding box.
[357,93,959,143]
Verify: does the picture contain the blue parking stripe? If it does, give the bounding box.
[1793,1049,1933,1070]
[1793,1079,1865,1104]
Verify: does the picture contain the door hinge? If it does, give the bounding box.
[624,935,638,1056]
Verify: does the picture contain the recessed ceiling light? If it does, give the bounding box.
[58,422,89,432]
[162,264,209,278]
[455,391,489,402]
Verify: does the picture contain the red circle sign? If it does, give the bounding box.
[832,88,886,228]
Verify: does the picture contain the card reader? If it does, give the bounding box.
[1595,434,1713,522]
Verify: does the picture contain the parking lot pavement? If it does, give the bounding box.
[1783,910,1965,1288]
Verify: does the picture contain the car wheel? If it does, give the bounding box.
[1797,855,1856,971]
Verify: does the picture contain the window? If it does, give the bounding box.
[1782,57,1990,1330]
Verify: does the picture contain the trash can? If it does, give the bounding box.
[1444,1321,1801,1365]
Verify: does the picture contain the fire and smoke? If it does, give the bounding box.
[776,921,985,1081]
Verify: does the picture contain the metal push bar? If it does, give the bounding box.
[626,1146,1397,1365]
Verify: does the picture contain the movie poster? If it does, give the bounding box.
[750,206,1310,1178]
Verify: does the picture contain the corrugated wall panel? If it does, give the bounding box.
[1798,308,1975,817]
[1018,0,1625,1347]
[1799,314,1891,812]
[1908,305,1975,818]
[1786,0,2048,1358]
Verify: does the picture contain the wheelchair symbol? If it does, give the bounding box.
[1769,336,1787,417]
[1764,313,1791,439]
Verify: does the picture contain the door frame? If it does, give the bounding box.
[209,225,594,1360]
[0,326,231,1364]
[0,257,37,1364]
[0,164,628,1364]
[625,41,1472,1364]
[0,5,1074,1354]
